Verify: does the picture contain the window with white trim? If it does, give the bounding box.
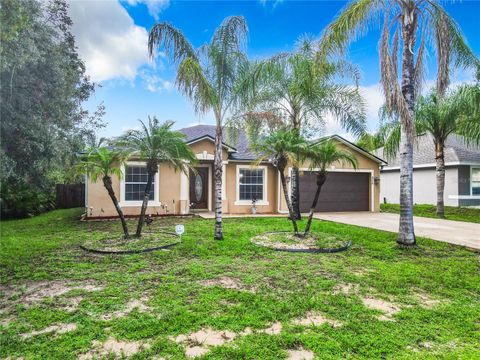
[472,167,480,195]
[239,168,264,201]
[125,165,155,201]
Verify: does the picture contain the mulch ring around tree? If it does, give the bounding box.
[80,230,180,255]
[251,231,351,253]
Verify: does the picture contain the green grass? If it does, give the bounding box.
[381,203,480,223]
[1,209,479,359]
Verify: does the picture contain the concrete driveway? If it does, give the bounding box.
[314,212,480,250]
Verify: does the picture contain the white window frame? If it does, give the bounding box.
[471,166,480,196]
[235,164,269,206]
[120,161,161,207]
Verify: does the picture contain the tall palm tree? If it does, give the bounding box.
[253,127,310,235]
[236,37,366,220]
[303,140,357,236]
[381,84,480,218]
[119,118,196,237]
[319,0,478,246]
[76,146,130,239]
[148,16,248,240]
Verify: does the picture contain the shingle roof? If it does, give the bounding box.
[178,124,255,160]
[375,133,480,169]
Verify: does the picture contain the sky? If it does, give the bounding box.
[67,0,480,140]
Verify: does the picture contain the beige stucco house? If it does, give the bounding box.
[85,125,386,218]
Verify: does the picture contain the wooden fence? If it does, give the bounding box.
[56,184,85,209]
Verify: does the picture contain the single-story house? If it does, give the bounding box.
[85,125,386,218]
[375,133,480,207]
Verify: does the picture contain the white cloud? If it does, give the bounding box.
[259,0,284,8]
[359,83,384,131]
[126,0,170,20]
[68,0,149,82]
[140,69,174,92]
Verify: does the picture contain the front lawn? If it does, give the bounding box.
[1,209,479,359]
[381,203,480,223]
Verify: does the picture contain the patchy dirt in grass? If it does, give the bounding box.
[101,297,151,320]
[20,323,77,339]
[332,282,360,295]
[199,276,256,293]
[362,297,400,320]
[414,291,441,308]
[260,322,283,335]
[79,337,150,359]
[171,328,236,358]
[351,268,373,277]
[292,312,342,328]
[287,348,315,360]
[57,295,85,312]
[0,280,103,310]
[184,346,209,358]
[0,316,15,327]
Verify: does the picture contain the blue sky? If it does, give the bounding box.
[68,0,480,139]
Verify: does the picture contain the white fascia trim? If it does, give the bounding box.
[448,195,480,200]
[186,136,236,152]
[119,161,161,207]
[299,168,376,212]
[382,161,480,171]
[234,164,269,206]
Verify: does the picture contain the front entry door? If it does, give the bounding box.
[189,167,209,210]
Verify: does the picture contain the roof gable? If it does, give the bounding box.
[313,135,387,165]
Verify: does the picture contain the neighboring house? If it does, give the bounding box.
[85,125,385,218]
[375,133,480,207]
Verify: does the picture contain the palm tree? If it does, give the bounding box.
[356,132,385,152]
[303,140,357,236]
[76,146,130,239]
[319,0,478,246]
[253,127,310,235]
[148,16,248,240]
[119,118,196,237]
[235,37,366,220]
[381,84,480,218]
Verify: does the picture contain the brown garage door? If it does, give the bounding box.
[299,172,370,212]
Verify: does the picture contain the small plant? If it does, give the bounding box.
[251,197,257,214]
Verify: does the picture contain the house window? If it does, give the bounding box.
[125,165,155,201]
[472,167,480,195]
[239,168,264,201]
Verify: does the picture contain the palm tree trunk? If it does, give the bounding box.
[397,7,417,247]
[291,167,301,220]
[279,168,299,235]
[213,123,223,240]
[304,172,326,236]
[102,176,129,239]
[435,140,445,218]
[136,170,155,237]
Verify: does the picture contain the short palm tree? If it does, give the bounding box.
[148,16,248,240]
[118,118,196,237]
[303,140,357,236]
[253,128,310,235]
[381,84,480,218]
[236,37,366,220]
[76,146,130,239]
[319,0,478,246]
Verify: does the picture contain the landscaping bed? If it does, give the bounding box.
[81,230,180,254]
[251,231,351,252]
